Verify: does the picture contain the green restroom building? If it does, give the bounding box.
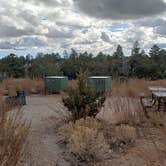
[44,76,68,93]
[88,76,112,92]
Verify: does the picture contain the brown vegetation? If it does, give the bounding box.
[59,118,110,163]
[0,94,30,166]
[0,78,44,95]
[60,78,166,166]
[111,78,166,97]
[0,78,165,166]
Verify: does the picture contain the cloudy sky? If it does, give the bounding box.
[0,0,166,57]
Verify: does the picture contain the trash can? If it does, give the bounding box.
[16,90,26,105]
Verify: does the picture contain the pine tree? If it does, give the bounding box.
[113,45,124,58]
[131,41,140,56]
[63,71,106,121]
[140,49,146,56]
[63,50,69,59]
[149,44,160,62]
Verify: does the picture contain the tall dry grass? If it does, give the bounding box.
[0,94,30,166]
[111,78,166,98]
[1,78,44,95]
[98,96,144,126]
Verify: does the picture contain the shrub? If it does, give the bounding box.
[115,124,137,144]
[59,118,110,163]
[75,117,101,130]
[63,72,106,121]
[59,117,101,143]
[100,122,138,154]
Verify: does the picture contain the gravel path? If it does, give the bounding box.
[19,95,70,166]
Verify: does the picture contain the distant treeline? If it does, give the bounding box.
[0,42,166,80]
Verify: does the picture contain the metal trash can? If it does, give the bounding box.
[16,90,26,105]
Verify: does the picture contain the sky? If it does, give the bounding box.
[0,0,166,57]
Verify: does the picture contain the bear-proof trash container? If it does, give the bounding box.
[44,76,68,93]
[16,90,26,105]
[88,76,112,92]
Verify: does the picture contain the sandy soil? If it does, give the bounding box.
[19,95,70,166]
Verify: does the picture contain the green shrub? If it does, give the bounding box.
[63,72,106,121]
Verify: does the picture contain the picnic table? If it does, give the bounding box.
[140,86,166,114]
[148,86,166,92]
[149,86,166,104]
[152,91,166,111]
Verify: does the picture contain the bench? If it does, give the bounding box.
[141,98,153,108]
[139,93,153,118]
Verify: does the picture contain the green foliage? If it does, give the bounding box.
[61,49,80,79]
[149,44,160,62]
[0,54,26,78]
[113,45,124,58]
[28,53,62,78]
[131,41,140,56]
[0,42,166,80]
[63,71,106,121]
[129,54,159,79]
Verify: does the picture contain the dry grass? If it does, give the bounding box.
[68,126,110,162]
[0,100,12,113]
[61,78,166,165]
[98,97,144,126]
[1,78,44,95]
[0,95,30,166]
[115,124,137,144]
[111,78,166,98]
[59,117,102,143]
[59,118,110,163]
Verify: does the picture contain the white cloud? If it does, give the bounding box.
[0,0,165,56]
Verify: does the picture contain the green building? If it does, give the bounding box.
[44,76,68,93]
[88,76,112,92]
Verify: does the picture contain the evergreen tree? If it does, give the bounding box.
[131,41,140,56]
[63,71,106,121]
[63,50,69,59]
[149,44,160,62]
[113,45,124,58]
[140,49,147,56]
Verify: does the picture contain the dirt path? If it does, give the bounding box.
[20,95,70,166]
